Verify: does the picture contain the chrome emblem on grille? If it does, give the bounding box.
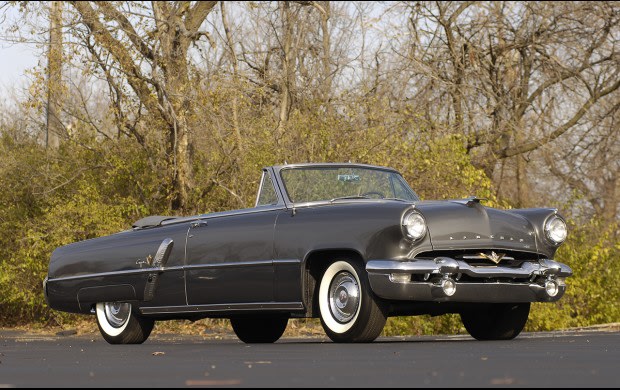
[479,251,505,264]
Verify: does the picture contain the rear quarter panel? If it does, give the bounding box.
[47,222,191,313]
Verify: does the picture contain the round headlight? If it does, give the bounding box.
[545,215,567,244]
[403,211,427,241]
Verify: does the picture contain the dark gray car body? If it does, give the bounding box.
[45,163,572,320]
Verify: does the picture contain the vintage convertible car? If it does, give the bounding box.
[45,163,572,344]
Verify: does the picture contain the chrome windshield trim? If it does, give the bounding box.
[274,163,418,206]
[255,170,268,207]
[273,162,400,173]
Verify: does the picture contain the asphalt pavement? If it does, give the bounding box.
[0,329,618,387]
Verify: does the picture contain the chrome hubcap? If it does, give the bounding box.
[104,302,130,328]
[329,271,360,323]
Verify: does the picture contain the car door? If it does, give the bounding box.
[184,208,280,306]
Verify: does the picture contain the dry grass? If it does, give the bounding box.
[5,317,326,339]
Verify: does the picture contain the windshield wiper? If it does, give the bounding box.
[382,197,412,202]
[329,195,370,203]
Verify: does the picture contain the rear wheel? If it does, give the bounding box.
[95,302,154,344]
[318,259,387,343]
[460,303,530,341]
[230,317,289,343]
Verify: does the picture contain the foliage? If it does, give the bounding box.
[0,129,158,325]
[2,114,618,332]
[526,220,620,331]
[0,1,618,333]
[384,315,466,337]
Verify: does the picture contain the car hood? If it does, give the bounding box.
[414,200,540,256]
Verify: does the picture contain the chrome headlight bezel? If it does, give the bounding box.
[544,215,568,245]
[402,210,427,241]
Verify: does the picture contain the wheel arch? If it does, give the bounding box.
[302,249,366,318]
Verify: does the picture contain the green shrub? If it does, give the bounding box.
[526,220,620,331]
[0,124,617,333]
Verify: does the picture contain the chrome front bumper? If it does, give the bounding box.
[366,258,572,303]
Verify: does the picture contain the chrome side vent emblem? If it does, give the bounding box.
[144,238,174,302]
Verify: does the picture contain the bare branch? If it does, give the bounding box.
[70,1,162,117]
[185,1,217,38]
[502,77,620,158]
[97,2,158,63]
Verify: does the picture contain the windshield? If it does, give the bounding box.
[280,166,419,203]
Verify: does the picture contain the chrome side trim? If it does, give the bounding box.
[48,268,155,283]
[273,259,302,265]
[184,260,273,270]
[140,302,304,315]
[48,259,284,283]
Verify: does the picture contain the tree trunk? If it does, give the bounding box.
[221,1,243,151]
[276,1,295,137]
[320,1,332,107]
[162,25,193,212]
[46,0,63,149]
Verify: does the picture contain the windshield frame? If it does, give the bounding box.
[275,163,420,206]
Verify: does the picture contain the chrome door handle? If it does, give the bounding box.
[190,220,208,228]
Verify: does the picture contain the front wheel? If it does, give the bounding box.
[460,303,530,341]
[230,317,289,343]
[95,302,154,344]
[318,259,387,343]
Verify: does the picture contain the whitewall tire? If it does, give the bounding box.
[95,302,154,344]
[318,259,387,343]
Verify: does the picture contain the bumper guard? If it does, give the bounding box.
[366,258,572,303]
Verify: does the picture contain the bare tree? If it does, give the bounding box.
[67,1,217,211]
[544,99,620,225]
[229,1,352,134]
[387,1,620,208]
[5,1,618,222]
[220,1,243,151]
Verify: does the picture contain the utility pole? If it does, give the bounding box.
[46,0,62,149]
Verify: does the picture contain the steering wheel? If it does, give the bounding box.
[361,191,386,199]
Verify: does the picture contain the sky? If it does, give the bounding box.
[0,41,40,90]
[0,3,44,93]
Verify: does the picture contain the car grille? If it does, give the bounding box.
[415,250,538,267]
